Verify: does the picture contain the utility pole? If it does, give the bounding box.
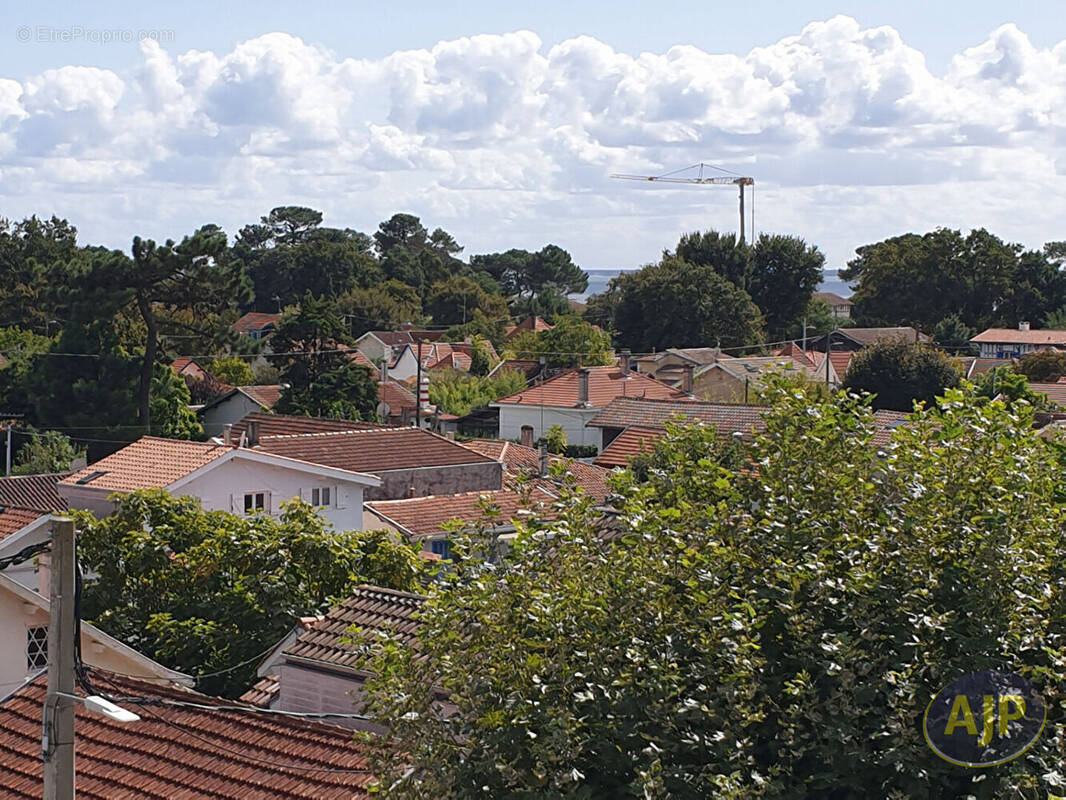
[43,517,75,800]
[415,340,422,429]
[5,422,11,477]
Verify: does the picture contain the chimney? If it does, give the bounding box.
[620,349,631,375]
[520,426,534,448]
[380,359,388,382]
[538,442,548,477]
[419,375,431,411]
[247,419,260,448]
[223,424,233,446]
[682,364,694,395]
[407,485,416,498]
[577,368,590,407]
[1020,321,1031,331]
[400,321,413,331]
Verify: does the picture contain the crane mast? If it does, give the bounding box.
[611,163,755,244]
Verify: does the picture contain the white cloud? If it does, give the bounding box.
[2,18,1066,268]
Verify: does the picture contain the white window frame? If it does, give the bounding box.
[243,491,269,515]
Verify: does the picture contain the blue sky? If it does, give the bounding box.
[2,1,1066,269]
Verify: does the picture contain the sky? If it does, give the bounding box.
[2,1,1066,270]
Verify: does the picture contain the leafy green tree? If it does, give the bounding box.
[931,313,975,355]
[507,315,613,368]
[971,364,1051,408]
[543,424,567,454]
[1017,349,1066,383]
[336,280,424,336]
[507,285,573,321]
[468,336,492,377]
[74,490,426,696]
[471,245,588,312]
[149,364,202,439]
[427,369,526,416]
[374,214,465,297]
[0,215,79,332]
[843,340,961,411]
[273,296,378,419]
[12,429,82,475]
[609,256,763,352]
[426,276,508,327]
[358,384,1066,798]
[444,311,508,353]
[1044,305,1066,330]
[784,296,837,341]
[206,356,255,386]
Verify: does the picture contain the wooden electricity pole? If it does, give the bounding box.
[43,517,75,800]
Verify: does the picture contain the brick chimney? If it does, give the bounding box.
[223,424,233,446]
[1020,321,1031,331]
[538,442,549,477]
[247,419,260,448]
[620,349,631,375]
[682,364,694,395]
[577,368,590,407]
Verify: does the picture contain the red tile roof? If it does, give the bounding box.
[1029,383,1066,407]
[0,506,47,542]
[971,328,1066,345]
[462,439,611,501]
[594,427,664,468]
[283,585,425,670]
[0,473,67,512]
[349,349,375,368]
[378,380,416,413]
[229,412,390,441]
[426,351,472,371]
[61,437,234,492]
[238,384,282,409]
[170,356,209,377]
[255,428,498,473]
[232,311,282,335]
[493,366,688,408]
[364,329,445,347]
[0,671,373,799]
[828,350,854,378]
[367,488,556,537]
[239,674,280,708]
[812,291,852,307]
[773,342,819,369]
[505,316,553,340]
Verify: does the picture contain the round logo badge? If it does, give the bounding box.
[923,670,1046,767]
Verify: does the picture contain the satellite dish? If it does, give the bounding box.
[377,401,390,418]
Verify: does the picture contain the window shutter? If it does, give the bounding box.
[229,493,237,513]
[334,485,344,509]
[298,487,307,502]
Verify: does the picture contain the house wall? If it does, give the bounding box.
[180,458,367,530]
[0,583,174,692]
[277,661,382,732]
[201,394,262,438]
[388,348,419,382]
[692,370,751,403]
[365,462,502,501]
[496,406,601,450]
[636,353,696,378]
[976,342,1054,358]
[355,334,389,363]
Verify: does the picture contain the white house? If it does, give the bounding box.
[199,385,281,438]
[58,435,381,530]
[0,569,191,695]
[490,365,688,451]
[970,323,1066,359]
[0,509,54,592]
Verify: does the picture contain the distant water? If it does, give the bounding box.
[574,268,852,302]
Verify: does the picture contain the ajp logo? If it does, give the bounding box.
[923,670,1046,767]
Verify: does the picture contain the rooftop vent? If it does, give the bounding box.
[75,470,108,485]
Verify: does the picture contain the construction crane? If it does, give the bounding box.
[610,163,755,244]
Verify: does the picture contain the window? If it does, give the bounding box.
[430,539,452,560]
[310,486,332,507]
[27,626,47,671]
[243,492,267,514]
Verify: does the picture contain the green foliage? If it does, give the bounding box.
[468,336,492,377]
[931,313,975,355]
[74,490,426,697]
[784,296,836,340]
[843,228,1066,331]
[969,364,1050,408]
[427,369,526,416]
[543,424,567,454]
[149,364,202,439]
[1044,304,1066,330]
[336,280,424,336]
[1017,349,1066,383]
[273,296,379,420]
[843,341,961,411]
[206,356,255,386]
[507,315,613,367]
[426,276,508,327]
[443,311,508,353]
[608,255,764,352]
[12,429,82,475]
[0,216,79,332]
[471,245,587,310]
[358,386,1066,798]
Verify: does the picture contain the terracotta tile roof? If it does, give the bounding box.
[349,349,375,368]
[427,350,472,371]
[773,342,819,369]
[594,427,665,468]
[229,413,390,441]
[240,674,280,708]
[0,670,373,799]
[255,428,498,472]
[232,311,282,335]
[828,350,854,378]
[0,473,67,512]
[971,328,1066,345]
[282,585,425,670]
[170,356,209,377]
[61,437,234,492]
[505,316,554,340]
[0,506,47,542]
[1029,383,1066,407]
[492,366,688,408]
[812,291,852,306]
[367,488,556,537]
[699,356,817,380]
[462,439,611,501]
[833,327,928,346]
[489,359,544,381]
[364,329,445,347]
[238,384,282,409]
[587,397,768,435]
[378,380,416,413]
